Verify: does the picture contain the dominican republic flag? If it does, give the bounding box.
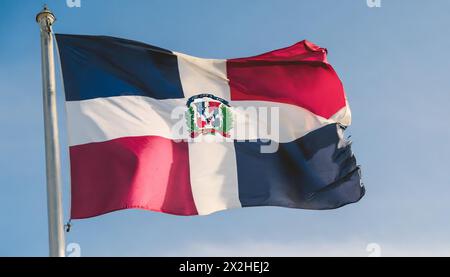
[56,34,365,219]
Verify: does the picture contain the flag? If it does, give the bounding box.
[56,34,365,219]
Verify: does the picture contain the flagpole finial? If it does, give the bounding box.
[36,4,56,32]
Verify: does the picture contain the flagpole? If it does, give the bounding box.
[36,5,66,257]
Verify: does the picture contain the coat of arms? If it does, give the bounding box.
[185,94,233,138]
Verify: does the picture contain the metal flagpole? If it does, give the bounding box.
[36,5,66,257]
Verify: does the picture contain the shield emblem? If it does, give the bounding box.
[186,94,233,138]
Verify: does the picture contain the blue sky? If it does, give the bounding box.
[1,0,450,256]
